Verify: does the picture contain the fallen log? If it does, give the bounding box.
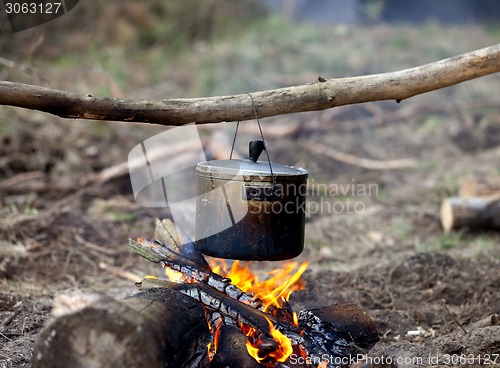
[32,288,211,368]
[440,195,500,233]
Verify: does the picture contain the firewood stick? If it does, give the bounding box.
[129,235,264,309]
[129,219,209,268]
[138,277,332,366]
[130,218,264,311]
[98,261,143,282]
[441,195,500,233]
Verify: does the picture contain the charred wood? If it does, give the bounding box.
[298,303,379,358]
[209,325,261,368]
[129,223,265,310]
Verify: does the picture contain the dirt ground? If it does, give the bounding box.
[1,100,499,367]
[1,10,500,368]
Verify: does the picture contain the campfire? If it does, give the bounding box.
[131,219,379,368]
[169,257,308,364]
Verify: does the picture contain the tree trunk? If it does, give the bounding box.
[32,288,211,368]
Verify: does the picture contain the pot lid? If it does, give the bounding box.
[197,140,307,182]
[196,159,307,182]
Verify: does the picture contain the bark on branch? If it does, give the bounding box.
[1,44,499,126]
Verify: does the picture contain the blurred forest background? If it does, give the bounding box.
[0,1,499,367]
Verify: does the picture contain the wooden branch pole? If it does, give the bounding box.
[1,44,499,126]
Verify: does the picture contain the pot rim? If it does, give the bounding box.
[196,159,308,182]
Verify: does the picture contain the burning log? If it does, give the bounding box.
[208,324,261,368]
[130,219,379,367]
[32,288,211,368]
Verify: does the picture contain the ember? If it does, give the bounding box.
[207,317,222,361]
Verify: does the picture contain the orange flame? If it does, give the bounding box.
[164,267,183,282]
[153,247,308,364]
[266,317,293,362]
[245,317,293,363]
[211,259,309,312]
[211,259,308,364]
[207,318,222,361]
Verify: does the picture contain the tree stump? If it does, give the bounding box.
[440,196,500,233]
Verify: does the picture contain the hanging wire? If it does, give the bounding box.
[247,93,276,187]
[229,121,240,160]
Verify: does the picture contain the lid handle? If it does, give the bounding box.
[249,140,265,162]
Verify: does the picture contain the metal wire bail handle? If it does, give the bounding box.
[229,93,276,188]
